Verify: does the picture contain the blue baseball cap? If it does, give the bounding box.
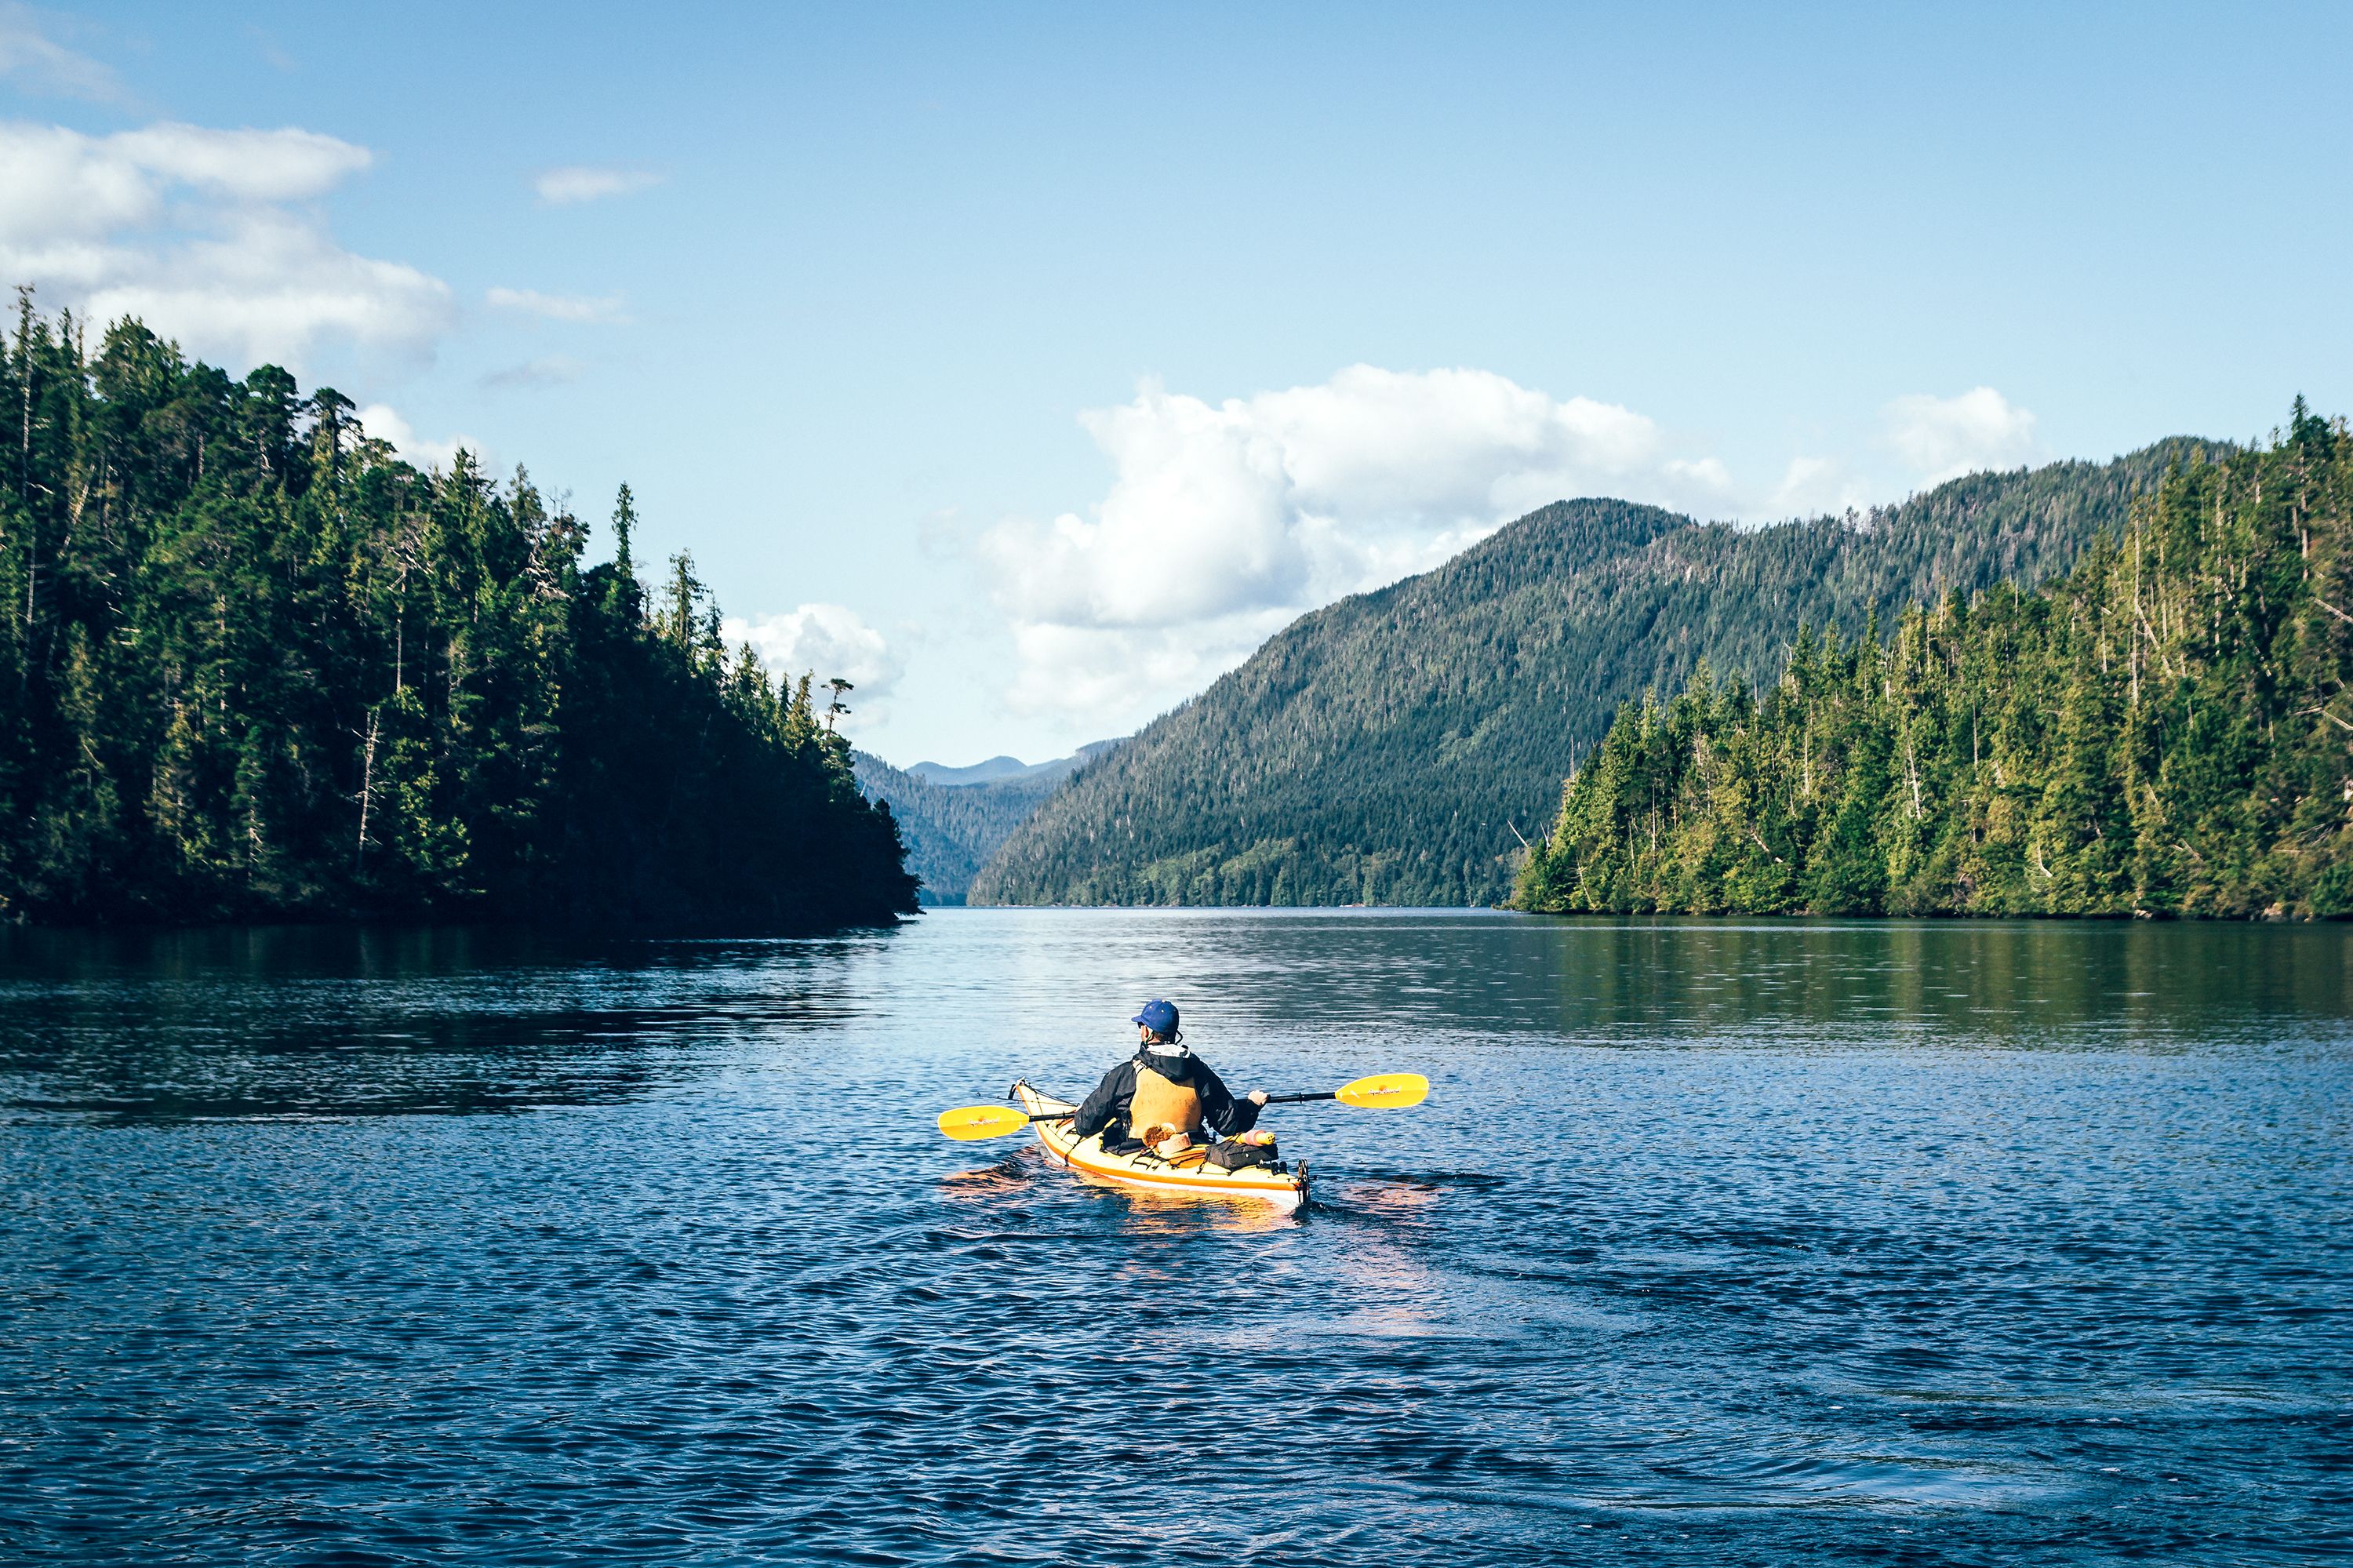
[1131,999,1180,1037]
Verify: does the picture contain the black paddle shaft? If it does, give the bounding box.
[1021,1093,1327,1120]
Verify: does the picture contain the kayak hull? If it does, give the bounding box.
[1013,1080,1308,1211]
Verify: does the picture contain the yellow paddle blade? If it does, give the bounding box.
[1335,1073,1430,1110]
[936,1104,1033,1141]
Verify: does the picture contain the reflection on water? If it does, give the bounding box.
[0,925,875,1122]
[1508,919,2353,1049]
[1100,1177,1302,1237]
[2,911,2349,1566]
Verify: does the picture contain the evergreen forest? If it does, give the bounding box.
[1515,405,2353,919]
[0,303,916,928]
[852,743,1116,903]
[976,441,2214,908]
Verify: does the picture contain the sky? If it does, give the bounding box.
[2,2,2348,767]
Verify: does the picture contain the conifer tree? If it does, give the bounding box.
[0,304,915,929]
[1515,405,2353,919]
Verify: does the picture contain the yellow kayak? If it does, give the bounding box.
[1012,1079,1309,1211]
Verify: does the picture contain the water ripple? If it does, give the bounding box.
[2,913,2349,1565]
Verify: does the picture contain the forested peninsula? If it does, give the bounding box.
[0,304,916,928]
[1515,404,2352,919]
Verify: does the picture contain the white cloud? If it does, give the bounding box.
[76,210,449,369]
[1884,387,2040,486]
[355,402,483,473]
[1004,611,1295,726]
[984,366,1739,638]
[0,4,129,104]
[962,371,2057,733]
[0,119,450,371]
[486,286,626,323]
[109,122,369,202]
[533,166,661,206]
[979,366,1750,723]
[723,604,904,722]
[1769,455,1871,518]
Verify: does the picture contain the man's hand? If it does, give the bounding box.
[1248,1090,1269,1107]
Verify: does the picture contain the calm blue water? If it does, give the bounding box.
[3,911,2348,1566]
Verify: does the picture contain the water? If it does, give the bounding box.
[3,911,2348,1566]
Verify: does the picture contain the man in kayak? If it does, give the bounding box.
[1071,999,1267,1152]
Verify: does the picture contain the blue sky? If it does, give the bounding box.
[4,2,2348,764]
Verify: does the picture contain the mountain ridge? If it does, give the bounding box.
[853,740,1119,903]
[970,439,2226,908]
[909,755,1037,786]
[907,743,1118,788]
[1515,412,2347,919]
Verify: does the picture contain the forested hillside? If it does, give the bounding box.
[853,740,1116,902]
[1515,406,2350,919]
[973,441,2219,908]
[0,304,916,927]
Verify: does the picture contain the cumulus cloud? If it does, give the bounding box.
[486,286,625,323]
[1768,455,1872,518]
[113,122,368,201]
[1003,612,1298,725]
[75,211,450,368]
[985,366,1737,636]
[0,119,450,370]
[979,366,1747,722]
[533,166,661,206]
[355,402,483,473]
[723,604,904,719]
[0,4,130,104]
[969,369,2058,732]
[0,122,368,238]
[1884,387,2040,486]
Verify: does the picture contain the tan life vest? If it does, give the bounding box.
[1128,1063,1205,1137]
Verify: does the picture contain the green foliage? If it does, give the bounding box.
[849,751,1073,904]
[976,442,2216,907]
[0,304,915,928]
[1516,408,2353,919]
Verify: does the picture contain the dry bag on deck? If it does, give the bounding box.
[1206,1135,1278,1171]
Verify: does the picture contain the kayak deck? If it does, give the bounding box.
[1013,1080,1308,1211]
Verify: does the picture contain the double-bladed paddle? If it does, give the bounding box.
[933,1072,1429,1141]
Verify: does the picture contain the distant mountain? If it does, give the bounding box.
[907,744,1116,788]
[969,440,2226,908]
[853,741,1118,902]
[907,755,1035,786]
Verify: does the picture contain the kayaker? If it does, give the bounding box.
[1071,999,1267,1151]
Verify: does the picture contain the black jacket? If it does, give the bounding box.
[1071,1048,1261,1143]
